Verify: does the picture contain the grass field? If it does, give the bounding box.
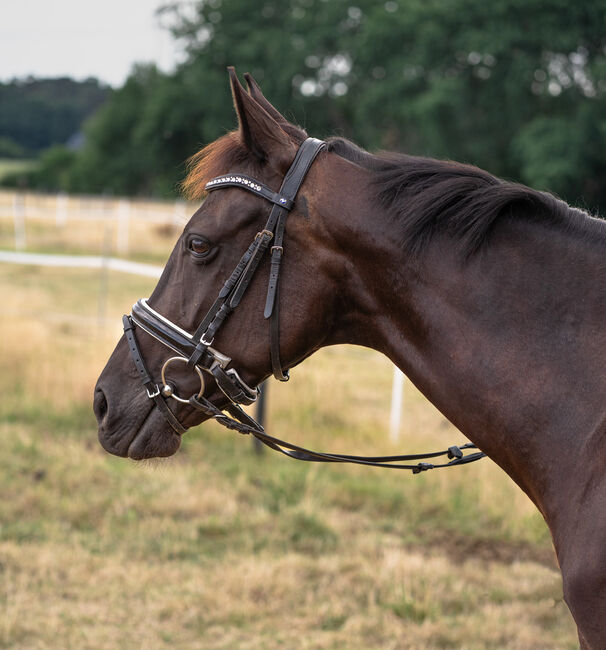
[0,159,36,181]
[0,260,579,648]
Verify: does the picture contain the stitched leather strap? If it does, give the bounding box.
[205,174,294,209]
[199,138,326,383]
[122,315,187,435]
[264,138,325,321]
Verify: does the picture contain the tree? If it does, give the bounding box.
[14,0,606,213]
[161,0,606,211]
[0,77,109,154]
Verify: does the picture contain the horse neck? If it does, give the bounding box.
[326,174,606,518]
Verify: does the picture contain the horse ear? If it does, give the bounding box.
[244,72,308,143]
[244,73,288,124]
[228,67,297,171]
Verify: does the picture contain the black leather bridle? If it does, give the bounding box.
[123,137,485,472]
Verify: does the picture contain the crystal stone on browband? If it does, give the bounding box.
[206,175,263,192]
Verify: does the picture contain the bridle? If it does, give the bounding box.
[123,137,485,472]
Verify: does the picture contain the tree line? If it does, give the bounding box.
[3,0,606,215]
[0,77,109,157]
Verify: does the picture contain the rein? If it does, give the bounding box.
[123,137,485,473]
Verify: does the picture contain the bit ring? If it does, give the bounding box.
[160,356,205,404]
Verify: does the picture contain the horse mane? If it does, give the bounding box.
[182,129,588,257]
[327,137,586,258]
[182,124,307,201]
[182,131,250,200]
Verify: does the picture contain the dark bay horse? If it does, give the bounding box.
[94,69,606,647]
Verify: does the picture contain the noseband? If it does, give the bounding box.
[123,137,485,472]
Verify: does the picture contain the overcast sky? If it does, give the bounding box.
[0,0,181,87]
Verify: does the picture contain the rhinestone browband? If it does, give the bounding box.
[205,174,293,209]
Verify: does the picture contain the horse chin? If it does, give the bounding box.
[125,414,183,460]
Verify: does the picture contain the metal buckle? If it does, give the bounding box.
[225,367,259,403]
[208,347,231,369]
[146,384,161,399]
[255,229,273,241]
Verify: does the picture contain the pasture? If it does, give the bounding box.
[0,210,578,648]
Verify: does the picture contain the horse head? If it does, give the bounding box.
[94,69,362,459]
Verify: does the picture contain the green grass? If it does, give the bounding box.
[0,261,579,648]
[0,158,36,180]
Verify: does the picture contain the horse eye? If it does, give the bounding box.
[189,237,211,256]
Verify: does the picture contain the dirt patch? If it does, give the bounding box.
[418,530,559,569]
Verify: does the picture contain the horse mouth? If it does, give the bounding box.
[94,386,189,460]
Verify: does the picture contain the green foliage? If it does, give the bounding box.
[0,146,75,192]
[7,1,606,212]
[0,158,36,182]
[0,135,26,158]
[68,64,208,197]
[0,77,109,154]
[159,0,606,211]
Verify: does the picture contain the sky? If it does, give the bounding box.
[0,0,182,87]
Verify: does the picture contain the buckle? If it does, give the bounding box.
[146,384,161,399]
[255,229,273,241]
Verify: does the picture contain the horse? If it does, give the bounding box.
[94,68,606,648]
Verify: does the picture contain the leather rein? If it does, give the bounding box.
[123,137,485,473]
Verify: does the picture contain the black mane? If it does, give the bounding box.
[327,137,583,257]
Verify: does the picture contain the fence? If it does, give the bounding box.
[0,189,198,263]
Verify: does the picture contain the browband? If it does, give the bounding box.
[205,174,294,209]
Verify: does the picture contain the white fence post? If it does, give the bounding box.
[55,192,68,226]
[13,193,26,251]
[116,199,131,255]
[389,366,405,443]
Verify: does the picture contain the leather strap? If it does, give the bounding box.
[270,281,288,380]
[198,138,326,382]
[122,315,187,435]
[264,138,326,321]
[185,387,486,472]
[211,365,257,406]
[228,230,273,308]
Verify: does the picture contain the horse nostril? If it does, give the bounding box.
[93,387,109,424]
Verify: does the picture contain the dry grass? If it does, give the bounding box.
[0,263,579,648]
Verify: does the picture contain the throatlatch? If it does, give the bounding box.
[123,137,486,473]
